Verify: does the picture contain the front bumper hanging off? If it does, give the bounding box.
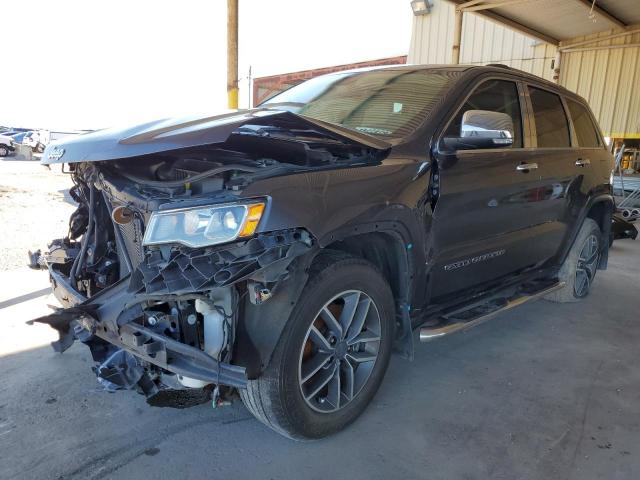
[29,277,248,389]
[29,228,314,391]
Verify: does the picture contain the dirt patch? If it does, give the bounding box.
[0,161,75,271]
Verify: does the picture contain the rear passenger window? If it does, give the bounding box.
[529,87,570,148]
[567,99,601,147]
[444,79,523,148]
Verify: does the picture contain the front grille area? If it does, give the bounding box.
[102,190,146,278]
[118,216,145,269]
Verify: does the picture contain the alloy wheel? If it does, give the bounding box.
[298,290,381,413]
[574,233,599,297]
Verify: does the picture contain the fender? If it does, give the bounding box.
[558,193,614,269]
[319,220,417,360]
[234,249,317,379]
[235,219,420,377]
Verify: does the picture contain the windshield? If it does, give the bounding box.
[261,69,459,139]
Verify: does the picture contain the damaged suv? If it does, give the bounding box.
[31,65,613,439]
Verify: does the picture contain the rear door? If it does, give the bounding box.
[562,97,611,249]
[429,77,555,299]
[519,86,591,266]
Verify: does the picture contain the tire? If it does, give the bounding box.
[240,251,395,440]
[546,218,602,303]
[0,145,8,157]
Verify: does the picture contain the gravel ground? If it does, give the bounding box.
[0,159,75,271]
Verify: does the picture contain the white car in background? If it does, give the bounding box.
[23,130,46,153]
[0,134,16,157]
[24,130,82,154]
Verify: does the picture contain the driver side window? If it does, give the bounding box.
[444,79,523,148]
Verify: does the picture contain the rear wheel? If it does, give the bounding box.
[240,251,394,439]
[546,218,601,303]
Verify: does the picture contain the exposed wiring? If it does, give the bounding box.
[212,289,245,394]
[69,184,95,284]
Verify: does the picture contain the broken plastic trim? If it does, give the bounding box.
[91,318,248,388]
[29,301,248,389]
[29,228,315,389]
[129,228,313,295]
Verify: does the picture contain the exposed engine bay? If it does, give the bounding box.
[30,116,387,408]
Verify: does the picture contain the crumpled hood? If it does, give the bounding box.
[41,109,391,164]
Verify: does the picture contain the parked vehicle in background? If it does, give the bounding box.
[23,129,85,154]
[7,131,31,144]
[0,133,16,157]
[31,65,614,439]
[0,127,31,134]
[23,131,46,153]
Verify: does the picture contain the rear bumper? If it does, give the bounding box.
[32,265,247,389]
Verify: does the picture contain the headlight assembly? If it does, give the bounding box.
[143,201,265,248]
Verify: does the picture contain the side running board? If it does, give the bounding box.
[419,282,565,342]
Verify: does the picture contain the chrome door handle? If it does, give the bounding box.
[516,163,538,171]
[575,159,591,167]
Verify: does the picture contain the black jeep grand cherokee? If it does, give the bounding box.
[32,65,613,439]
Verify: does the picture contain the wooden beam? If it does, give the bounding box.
[227,0,239,109]
[452,9,463,63]
[573,0,627,29]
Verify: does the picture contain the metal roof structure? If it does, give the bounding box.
[409,0,640,138]
[449,0,640,45]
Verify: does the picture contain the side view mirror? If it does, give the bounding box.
[442,110,514,151]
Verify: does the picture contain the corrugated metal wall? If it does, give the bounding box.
[407,0,640,137]
[560,29,640,139]
[408,0,455,64]
[408,0,555,80]
[459,14,556,81]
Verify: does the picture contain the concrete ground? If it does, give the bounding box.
[0,161,639,480]
[0,159,74,271]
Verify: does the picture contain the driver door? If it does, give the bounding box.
[429,78,554,299]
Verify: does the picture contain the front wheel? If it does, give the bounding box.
[546,218,602,303]
[0,145,9,157]
[240,251,395,439]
